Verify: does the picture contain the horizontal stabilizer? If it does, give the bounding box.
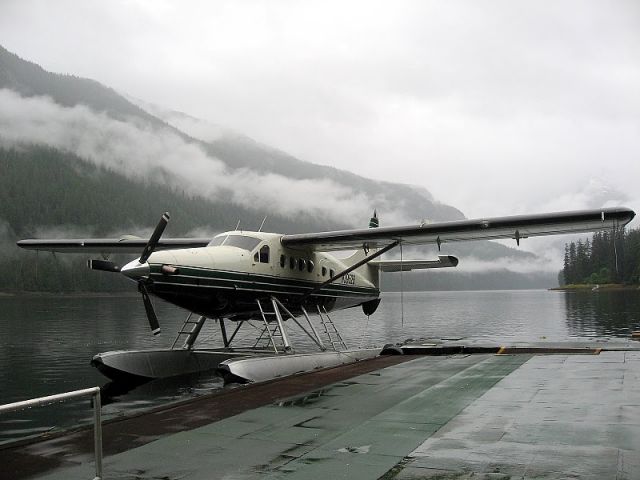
[372,255,459,272]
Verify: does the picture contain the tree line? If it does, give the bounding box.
[562,228,640,285]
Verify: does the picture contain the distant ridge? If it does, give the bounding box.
[0,44,160,124]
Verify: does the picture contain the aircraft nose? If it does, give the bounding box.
[120,259,150,280]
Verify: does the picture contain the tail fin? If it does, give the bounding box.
[344,211,381,285]
[369,210,379,228]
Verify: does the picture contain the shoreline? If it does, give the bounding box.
[550,283,640,292]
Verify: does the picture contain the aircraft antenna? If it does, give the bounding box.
[235,220,241,231]
[258,216,268,232]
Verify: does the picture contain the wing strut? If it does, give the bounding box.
[302,241,400,301]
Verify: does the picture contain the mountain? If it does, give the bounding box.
[0,45,464,224]
[0,45,550,292]
[0,45,162,126]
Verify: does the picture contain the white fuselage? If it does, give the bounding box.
[121,230,380,319]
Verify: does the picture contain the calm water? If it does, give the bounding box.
[1,289,640,444]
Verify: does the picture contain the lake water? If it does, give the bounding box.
[1,289,640,444]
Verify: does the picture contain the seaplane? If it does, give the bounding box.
[17,207,635,383]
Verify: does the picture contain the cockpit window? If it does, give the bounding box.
[208,235,226,246]
[259,245,270,263]
[208,234,261,251]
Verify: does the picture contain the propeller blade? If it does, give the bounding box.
[88,259,121,273]
[139,283,161,335]
[139,212,170,264]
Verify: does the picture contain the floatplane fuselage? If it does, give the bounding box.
[122,230,381,322]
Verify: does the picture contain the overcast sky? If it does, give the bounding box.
[1,0,639,223]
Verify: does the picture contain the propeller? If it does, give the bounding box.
[135,212,170,335]
[140,212,170,263]
[139,283,161,335]
[88,212,170,336]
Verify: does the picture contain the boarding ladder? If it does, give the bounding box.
[254,298,292,353]
[171,312,207,350]
[316,305,348,351]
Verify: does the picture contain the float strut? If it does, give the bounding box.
[219,318,230,347]
[271,298,292,351]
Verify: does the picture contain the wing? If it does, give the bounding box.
[281,207,635,251]
[16,238,211,254]
[371,255,459,272]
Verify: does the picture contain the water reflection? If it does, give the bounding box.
[564,290,640,338]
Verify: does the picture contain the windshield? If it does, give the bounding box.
[207,234,261,251]
[208,236,226,247]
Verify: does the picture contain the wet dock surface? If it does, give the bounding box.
[398,350,640,479]
[3,341,640,479]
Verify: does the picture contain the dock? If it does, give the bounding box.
[2,340,640,479]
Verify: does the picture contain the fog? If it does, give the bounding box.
[0,89,411,226]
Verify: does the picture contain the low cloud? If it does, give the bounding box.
[0,89,411,227]
[32,224,98,239]
[454,256,560,274]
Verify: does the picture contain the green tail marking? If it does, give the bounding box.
[369,209,379,228]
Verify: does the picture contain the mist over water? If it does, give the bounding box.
[1,290,640,444]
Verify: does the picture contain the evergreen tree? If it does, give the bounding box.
[568,242,577,284]
[563,245,570,283]
[559,227,640,286]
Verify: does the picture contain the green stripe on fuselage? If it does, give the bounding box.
[148,264,379,299]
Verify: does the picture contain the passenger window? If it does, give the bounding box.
[322,267,327,277]
[299,259,306,271]
[330,269,335,278]
[259,245,270,263]
[307,260,314,273]
[290,257,296,269]
[280,254,285,268]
